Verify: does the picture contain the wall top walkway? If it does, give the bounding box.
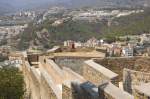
[25,61,31,71]
[41,69,62,99]
[63,67,85,82]
[47,59,64,77]
[31,67,41,82]
[85,60,118,79]
[53,51,105,58]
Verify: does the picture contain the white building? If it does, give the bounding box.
[85,37,101,48]
[74,42,82,48]
[122,46,134,57]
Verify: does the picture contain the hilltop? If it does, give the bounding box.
[17,8,150,50]
[0,0,150,13]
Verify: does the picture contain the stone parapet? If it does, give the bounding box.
[22,54,145,99]
[40,69,62,99]
[123,68,150,94]
[134,83,150,99]
[83,60,118,86]
[99,82,134,99]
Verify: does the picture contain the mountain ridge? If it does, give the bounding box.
[0,0,150,14]
[17,8,150,50]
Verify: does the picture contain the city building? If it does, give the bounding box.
[64,40,75,49]
[122,46,134,57]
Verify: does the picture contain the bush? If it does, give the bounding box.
[0,66,24,99]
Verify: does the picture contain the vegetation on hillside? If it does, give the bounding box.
[18,8,150,50]
[0,66,24,99]
[102,8,150,37]
[0,55,8,62]
[18,20,106,50]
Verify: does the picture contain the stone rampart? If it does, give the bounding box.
[134,83,150,99]
[95,57,150,81]
[99,82,134,99]
[22,54,139,99]
[54,56,88,75]
[62,81,74,99]
[83,60,118,86]
[40,69,61,99]
[23,60,61,99]
[123,68,150,94]
[29,67,41,99]
[39,56,64,84]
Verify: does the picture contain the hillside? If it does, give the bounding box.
[17,8,150,50]
[18,20,107,50]
[0,0,150,12]
[0,65,24,99]
[99,8,150,41]
[67,0,150,8]
[103,8,150,35]
[95,57,150,81]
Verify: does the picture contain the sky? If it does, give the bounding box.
[0,0,65,8]
[1,0,65,5]
[0,0,149,10]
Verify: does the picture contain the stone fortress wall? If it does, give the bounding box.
[123,68,150,94]
[22,54,59,99]
[83,60,118,86]
[95,57,150,81]
[54,57,85,75]
[21,52,150,99]
[54,56,97,75]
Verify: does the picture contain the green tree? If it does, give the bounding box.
[0,66,24,99]
[0,55,8,62]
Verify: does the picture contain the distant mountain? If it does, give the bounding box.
[0,0,62,10]
[0,0,150,14]
[66,0,150,8]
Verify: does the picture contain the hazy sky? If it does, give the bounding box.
[1,0,64,4]
[0,0,64,7]
[0,0,149,10]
